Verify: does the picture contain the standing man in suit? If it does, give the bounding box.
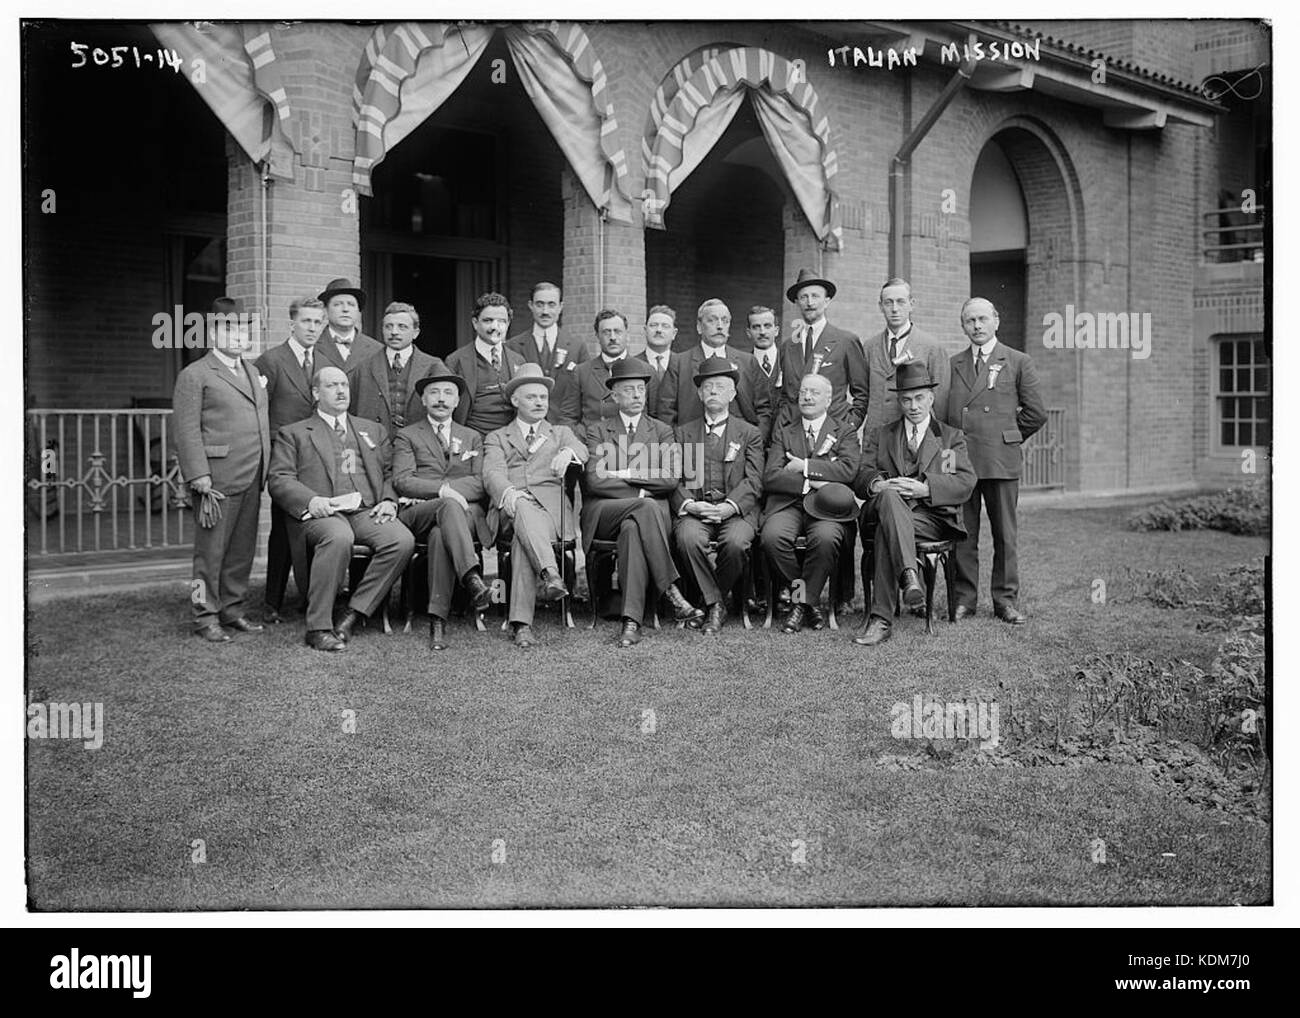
[505,281,588,425]
[173,297,271,642]
[268,366,415,651]
[446,292,527,436]
[760,373,862,633]
[852,363,976,646]
[662,299,772,442]
[776,268,869,431]
[315,277,383,370]
[581,359,705,647]
[350,301,446,444]
[633,305,682,422]
[482,364,589,648]
[671,359,764,633]
[562,308,631,438]
[862,278,950,440]
[746,305,784,420]
[944,297,1047,624]
[253,296,330,623]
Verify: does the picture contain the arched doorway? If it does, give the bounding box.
[970,138,1029,352]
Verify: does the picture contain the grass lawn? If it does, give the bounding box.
[25,500,1270,908]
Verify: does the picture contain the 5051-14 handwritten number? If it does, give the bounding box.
[69,42,182,72]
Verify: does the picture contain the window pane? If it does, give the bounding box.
[1254,365,1269,392]
[1222,421,1235,446]
[1238,367,1253,392]
[1219,367,1234,392]
[1237,339,1251,364]
[1257,421,1270,445]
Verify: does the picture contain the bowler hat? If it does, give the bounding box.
[802,482,858,522]
[318,277,367,310]
[888,362,941,392]
[414,369,469,399]
[502,361,554,398]
[786,266,837,303]
[604,358,654,389]
[692,358,740,388]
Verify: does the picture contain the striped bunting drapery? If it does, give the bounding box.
[351,22,633,223]
[642,47,843,249]
[150,22,297,179]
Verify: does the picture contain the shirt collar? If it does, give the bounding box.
[388,347,408,368]
[427,415,450,433]
[906,413,932,437]
[516,417,541,439]
[600,352,626,367]
[288,337,311,362]
[329,327,356,345]
[887,322,913,343]
[213,349,241,370]
[801,412,828,437]
[971,337,998,359]
[318,409,347,430]
[704,413,729,430]
[699,341,727,360]
[646,347,670,365]
[533,324,557,348]
[807,317,827,341]
[475,338,502,363]
[619,412,642,433]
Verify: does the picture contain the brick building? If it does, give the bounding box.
[23,19,1269,562]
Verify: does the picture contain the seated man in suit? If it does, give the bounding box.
[759,373,862,633]
[392,370,494,651]
[268,366,416,651]
[482,363,589,648]
[671,358,764,634]
[853,363,976,646]
[350,301,447,443]
[505,281,588,425]
[446,292,528,436]
[581,359,705,647]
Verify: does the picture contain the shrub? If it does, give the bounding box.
[1129,480,1269,536]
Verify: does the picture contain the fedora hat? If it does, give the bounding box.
[414,369,469,399]
[502,361,554,398]
[604,358,654,390]
[786,266,837,303]
[802,482,858,523]
[692,357,740,388]
[318,277,367,310]
[888,362,941,392]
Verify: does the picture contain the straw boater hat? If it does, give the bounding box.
[502,361,554,398]
[604,359,654,389]
[692,358,740,388]
[318,277,367,310]
[414,369,469,399]
[889,362,941,392]
[785,266,837,303]
[802,481,858,522]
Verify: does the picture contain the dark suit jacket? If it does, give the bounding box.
[172,351,271,493]
[482,418,588,541]
[633,349,681,423]
[580,415,679,554]
[943,342,1046,479]
[254,340,323,434]
[775,322,869,430]
[349,347,447,440]
[316,330,382,375]
[861,325,951,438]
[762,414,862,517]
[562,355,625,437]
[853,415,976,534]
[661,345,773,442]
[506,329,590,425]
[752,342,785,410]
[671,416,764,528]
[444,342,527,430]
[268,414,395,518]
[392,417,493,546]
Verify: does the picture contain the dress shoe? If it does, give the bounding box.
[195,623,231,643]
[540,568,569,602]
[513,624,537,648]
[701,602,725,634]
[900,568,925,609]
[953,604,976,621]
[430,616,449,651]
[746,596,767,614]
[334,608,364,643]
[995,605,1027,625]
[224,616,264,634]
[780,603,807,634]
[262,606,284,624]
[836,600,855,619]
[464,570,493,612]
[806,605,827,630]
[305,629,347,652]
[853,616,892,646]
[617,618,642,647]
[664,584,705,624]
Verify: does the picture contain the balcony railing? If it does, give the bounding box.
[1202,204,1266,263]
[1022,408,1066,490]
[26,409,191,557]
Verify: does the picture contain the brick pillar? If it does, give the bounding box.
[563,165,645,355]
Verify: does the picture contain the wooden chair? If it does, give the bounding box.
[763,534,845,630]
[494,462,582,630]
[860,537,958,635]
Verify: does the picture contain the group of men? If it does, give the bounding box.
[173,268,1045,652]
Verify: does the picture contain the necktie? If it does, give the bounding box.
[806,426,817,454]
[655,355,665,377]
[975,350,985,376]
[761,353,771,375]
[435,424,448,451]
[527,425,538,446]
[908,423,921,453]
[889,336,898,363]
[302,351,313,388]
[334,417,346,439]
[490,346,501,373]
[336,337,350,360]
[627,420,636,439]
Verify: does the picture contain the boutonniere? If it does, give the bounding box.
[810,352,826,374]
[891,349,915,367]
[258,375,268,388]
[554,347,568,368]
[816,435,836,457]
[724,441,741,463]
[450,436,463,455]
[526,433,547,455]
[565,361,578,372]
[460,449,479,461]
[357,430,376,450]
[987,364,1003,390]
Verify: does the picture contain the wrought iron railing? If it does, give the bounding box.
[26,409,191,556]
[1202,204,1266,263]
[1022,408,1066,490]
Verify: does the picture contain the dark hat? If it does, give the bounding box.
[318,277,367,310]
[502,361,554,398]
[786,266,837,303]
[604,358,654,390]
[210,295,242,315]
[692,357,740,388]
[888,362,941,392]
[802,482,858,523]
[414,369,469,399]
